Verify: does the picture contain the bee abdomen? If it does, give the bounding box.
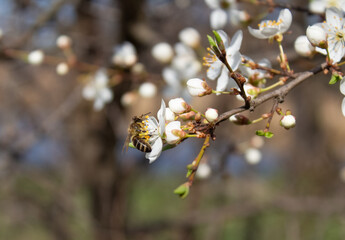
[132,137,152,153]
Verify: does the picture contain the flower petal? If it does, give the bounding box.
[228,51,242,71]
[207,61,222,80]
[82,85,96,100]
[248,26,267,39]
[326,7,343,30]
[228,30,243,52]
[278,9,292,34]
[261,27,279,37]
[146,138,163,163]
[99,88,113,102]
[340,77,345,95]
[342,97,345,117]
[216,67,229,94]
[165,121,181,144]
[157,99,166,135]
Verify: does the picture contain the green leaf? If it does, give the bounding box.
[264,131,274,138]
[256,130,265,136]
[207,35,217,48]
[329,73,342,85]
[174,183,189,199]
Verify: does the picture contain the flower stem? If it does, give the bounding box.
[277,41,291,72]
[191,108,206,118]
[259,80,284,93]
[212,90,232,94]
[250,117,264,124]
[187,134,211,186]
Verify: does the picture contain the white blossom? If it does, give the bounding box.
[121,92,137,107]
[210,9,228,29]
[112,41,137,68]
[145,100,166,163]
[138,82,157,98]
[205,0,247,28]
[309,0,345,14]
[56,35,72,49]
[165,121,182,144]
[168,98,190,114]
[248,8,292,39]
[280,115,296,129]
[196,162,212,179]
[244,148,262,165]
[205,108,218,122]
[179,28,201,48]
[162,43,201,97]
[151,42,174,64]
[342,98,345,117]
[340,77,345,95]
[56,62,69,75]
[158,107,175,122]
[239,56,271,84]
[316,8,345,63]
[186,78,209,96]
[294,35,315,57]
[82,69,113,111]
[28,50,44,65]
[204,30,243,94]
[306,24,327,47]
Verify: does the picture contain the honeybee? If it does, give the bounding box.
[124,114,152,153]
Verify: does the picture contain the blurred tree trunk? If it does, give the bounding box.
[71,1,149,239]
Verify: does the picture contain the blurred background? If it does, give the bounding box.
[1,0,345,239]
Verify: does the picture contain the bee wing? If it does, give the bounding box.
[122,134,131,154]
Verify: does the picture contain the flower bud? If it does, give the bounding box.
[138,82,157,98]
[244,148,262,165]
[112,42,137,68]
[56,35,72,49]
[294,35,315,57]
[179,27,201,48]
[186,78,211,97]
[56,62,69,75]
[121,91,137,107]
[280,114,296,129]
[196,162,211,179]
[179,111,195,121]
[151,42,174,64]
[306,25,327,48]
[165,121,182,144]
[28,50,44,65]
[157,107,175,122]
[205,108,218,122]
[168,98,190,114]
[229,114,250,125]
[210,9,227,30]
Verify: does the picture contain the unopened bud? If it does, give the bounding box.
[179,111,195,121]
[27,50,44,65]
[138,82,157,98]
[179,28,201,48]
[294,35,315,57]
[205,108,218,122]
[280,114,296,129]
[244,148,262,165]
[306,25,327,48]
[56,35,72,49]
[229,114,250,125]
[56,62,69,75]
[186,78,212,97]
[151,42,174,64]
[168,98,191,114]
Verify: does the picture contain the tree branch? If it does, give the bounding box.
[216,62,327,125]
